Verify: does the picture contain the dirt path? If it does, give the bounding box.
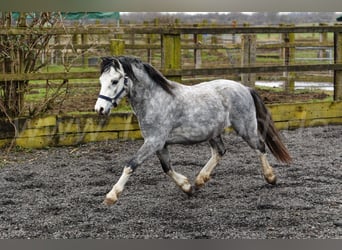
[0,125,341,239]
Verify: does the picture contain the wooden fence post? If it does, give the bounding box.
[283,29,295,93]
[334,32,342,101]
[240,33,256,87]
[319,24,329,59]
[144,21,152,64]
[145,18,159,64]
[80,34,88,68]
[193,22,204,69]
[161,33,181,82]
[110,39,125,56]
[54,35,61,64]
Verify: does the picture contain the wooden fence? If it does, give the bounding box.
[1,23,342,100]
[0,101,341,149]
[1,23,342,149]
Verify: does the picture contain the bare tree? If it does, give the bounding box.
[0,12,60,117]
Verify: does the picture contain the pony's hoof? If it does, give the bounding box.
[103,197,117,206]
[265,175,277,185]
[194,175,210,190]
[194,183,203,191]
[184,186,194,197]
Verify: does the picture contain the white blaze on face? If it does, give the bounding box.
[94,66,125,115]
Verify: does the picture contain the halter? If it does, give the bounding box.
[98,76,129,106]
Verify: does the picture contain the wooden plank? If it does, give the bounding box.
[283,31,296,92]
[19,116,57,129]
[161,33,181,82]
[334,32,342,100]
[274,117,342,130]
[1,63,341,82]
[118,130,142,140]
[1,101,341,149]
[122,25,342,35]
[18,127,57,138]
[1,24,341,37]
[110,39,125,56]
[163,63,342,76]
[56,113,138,132]
[48,41,333,51]
[57,115,139,134]
[268,101,342,121]
[257,42,333,49]
[16,135,55,148]
[241,34,257,87]
[56,132,119,146]
[0,72,99,81]
[0,27,120,35]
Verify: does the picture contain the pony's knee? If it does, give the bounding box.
[126,159,139,172]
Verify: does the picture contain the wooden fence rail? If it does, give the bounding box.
[1,64,341,82]
[1,24,341,36]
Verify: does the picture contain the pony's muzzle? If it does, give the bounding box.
[99,108,111,116]
[98,107,105,115]
[95,105,110,116]
[95,99,112,116]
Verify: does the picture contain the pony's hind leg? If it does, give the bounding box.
[232,119,277,185]
[195,135,226,189]
[156,146,192,195]
[259,152,277,185]
[247,136,277,185]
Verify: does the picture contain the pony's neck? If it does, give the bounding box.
[128,66,171,117]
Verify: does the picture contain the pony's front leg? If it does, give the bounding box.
[103,139,164,205]
[104,166,133,205]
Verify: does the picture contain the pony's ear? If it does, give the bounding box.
[100,57,107,62]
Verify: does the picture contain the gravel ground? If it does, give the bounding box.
[0,125,341,239]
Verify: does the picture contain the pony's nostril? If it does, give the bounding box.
[99,107,104,114]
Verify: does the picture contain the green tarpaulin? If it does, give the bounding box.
[9,12,120,21]
[61,12,120,20]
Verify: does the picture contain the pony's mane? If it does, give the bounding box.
[100,56,174,95]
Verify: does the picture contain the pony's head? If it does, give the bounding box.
[95,55,174,115]
[94,57,130,115]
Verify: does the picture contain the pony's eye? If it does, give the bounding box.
[112,80,119,85]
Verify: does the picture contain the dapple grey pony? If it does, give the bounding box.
[94,56,291,205]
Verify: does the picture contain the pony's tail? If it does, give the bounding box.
[249,88,292,164]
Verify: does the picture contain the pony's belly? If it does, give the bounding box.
[166,123,228,145]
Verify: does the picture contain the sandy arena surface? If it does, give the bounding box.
[0,125,341,239]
